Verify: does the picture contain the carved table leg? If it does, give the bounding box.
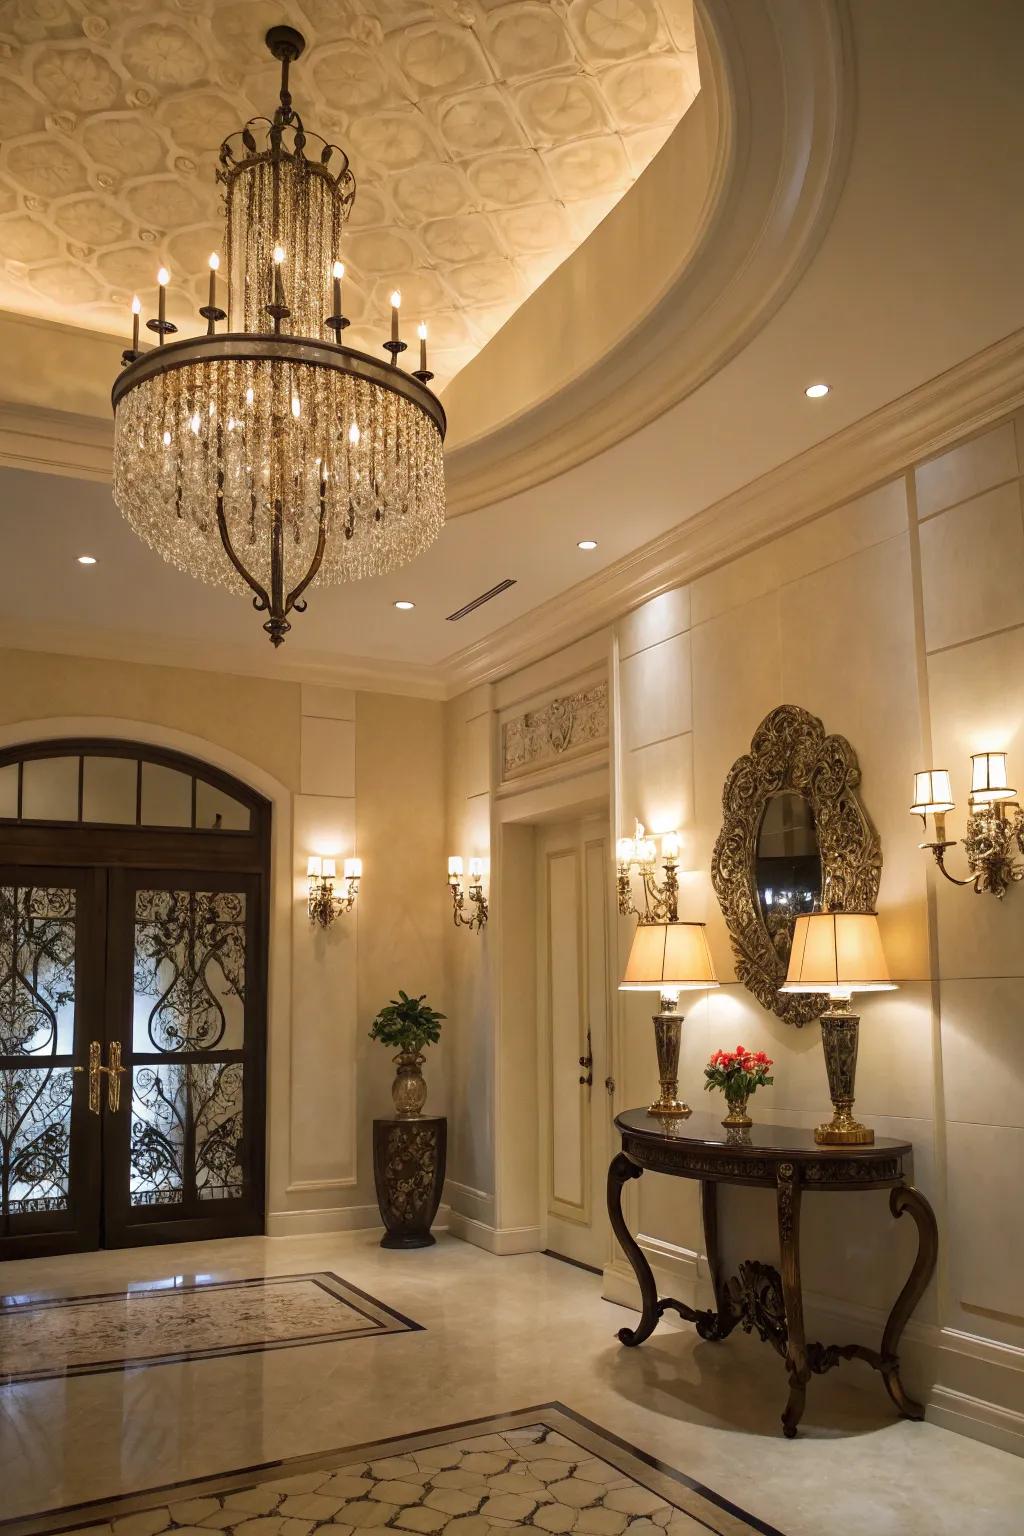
[607,1152,659,1346]
[777,1161,809,1438]
[699,1180,737,1341]
[879,1184,939,1419]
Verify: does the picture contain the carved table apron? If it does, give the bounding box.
[608,1109,938,1438]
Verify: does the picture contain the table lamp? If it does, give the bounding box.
[619,920,719,1116]
[780,910,896,1144]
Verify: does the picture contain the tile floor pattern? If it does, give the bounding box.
[0,1272,418,1384]
[2,1234,1023,1536]
[5,1410,774,1536]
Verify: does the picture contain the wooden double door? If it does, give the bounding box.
[0,742,269,1259]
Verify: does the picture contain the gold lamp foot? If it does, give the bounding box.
[816,1004,874,1145]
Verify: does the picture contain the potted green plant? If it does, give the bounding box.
[369,990,445,1118]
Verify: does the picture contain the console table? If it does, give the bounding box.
[608,1108,938,1438]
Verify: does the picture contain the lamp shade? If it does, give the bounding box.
[970,751,1015,803]
[910,769,954,816]
[781,911,896,997]
[619,921,719,991]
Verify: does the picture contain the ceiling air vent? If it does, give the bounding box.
[446,579,517,622]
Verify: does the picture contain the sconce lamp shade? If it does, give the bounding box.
[448,855,463,878]
[307,855,322,877]
[616,837,636,865]
[344,857,362,879]
[970,752,1016,803]
[910,769,955,816]
[781,911,896,998]
[619,921,719,991]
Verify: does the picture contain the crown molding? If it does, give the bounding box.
[0,618,448,701]
[438,326,1024,697]
[0,402,113,482]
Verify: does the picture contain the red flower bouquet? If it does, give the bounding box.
[704,1045,774,1128]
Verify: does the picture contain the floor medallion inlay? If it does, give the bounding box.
[0,1271,420,1384]
[0,1407,782,1536]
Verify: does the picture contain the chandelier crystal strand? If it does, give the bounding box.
[111,24,445,646]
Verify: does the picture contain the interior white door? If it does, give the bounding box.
[537,816,613,1269]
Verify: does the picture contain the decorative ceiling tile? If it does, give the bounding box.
[466,149,552,208]
[494,202,571,254]
[514,76,610,144]
[0,215,60,263]
[52,195,132,247]
[122,22,209,87]
[601,54,694,128]
[0,0,697,389]
[569,0,665,63]
[80,116,167,177]
[542,135,631,201]
[445,255,522,305]
[420,212,503,264]
[310,44,398,118]
[348,109,438,171]
[33,45,121,112]
[395,21,493,96]
[390,163,473,220]
[436,87,524,157]
[484,3,575,80]
[6,136,90,198]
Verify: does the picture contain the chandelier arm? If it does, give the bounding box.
[215,483,272,613]
[285,483,329,614]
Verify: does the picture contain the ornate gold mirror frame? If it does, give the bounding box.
[711,705,882,1026]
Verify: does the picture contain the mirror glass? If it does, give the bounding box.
[755,791,822,964]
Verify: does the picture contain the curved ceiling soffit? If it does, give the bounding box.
[443,0,856,520]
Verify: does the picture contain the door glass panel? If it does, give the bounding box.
[21,757,79,821]
[82,756,138,825]
[129,889,247,1210]
[130,1064,185,1206]
[140,763,193,827]
[195,780,250,832]
[132,890,246,1052]
[0,885,77,1220]
[194,1061,244,1200]
[0,764,18,818]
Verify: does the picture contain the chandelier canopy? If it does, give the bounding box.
[111,25,446,647]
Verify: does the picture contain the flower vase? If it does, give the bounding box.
[392,1049,428,1118]
[721,1093,752,1129]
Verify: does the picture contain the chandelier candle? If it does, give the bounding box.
[157,267,168,338]
[419,324,427,373]
[110,24,446,647]
[130,295,140,354]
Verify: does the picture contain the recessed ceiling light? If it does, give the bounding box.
[804,382,830,399]
[394,599,415,610]
[577,539,598,550]
[77,555,97,565]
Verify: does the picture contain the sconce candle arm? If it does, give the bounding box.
[912,784,1024,900]
[448,863,488,931]
[616,824,679,924]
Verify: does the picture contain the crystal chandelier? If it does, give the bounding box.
[111,25,446,646]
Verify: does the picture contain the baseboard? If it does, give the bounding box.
[604,1257,1024,1456]
[266,1202,450,1238]
[444,1178,496,1229]
[928,1386,1024,1457]
[447,1209,542,1255]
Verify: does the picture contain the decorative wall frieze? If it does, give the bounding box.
[501,680,608,779]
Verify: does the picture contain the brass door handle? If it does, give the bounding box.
[81,1040,125,1114]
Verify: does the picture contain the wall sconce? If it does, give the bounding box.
[307,855,361,927]
[911,753,1024,897]
[448,855,488,931]
[616,821,679,923]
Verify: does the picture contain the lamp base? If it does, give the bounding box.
[817,1005,874,1145]
[648,1096,691,1118]
[814,1114,874,1145]
[649,1010,689,1120]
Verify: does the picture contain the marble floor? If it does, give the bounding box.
[1,1232,1021,1536]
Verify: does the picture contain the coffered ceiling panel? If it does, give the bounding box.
[0,0,698,389]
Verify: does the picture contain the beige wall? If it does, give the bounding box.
[0,650,446,1234]
[438,417,1024,1451]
